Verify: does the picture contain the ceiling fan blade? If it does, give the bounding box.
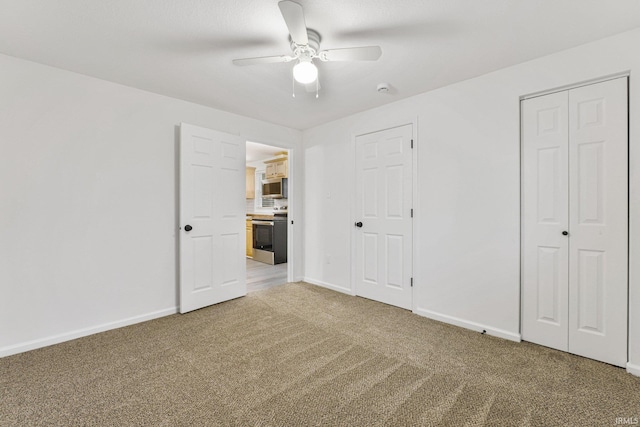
[232,55,294,66]
[318,46,382,62]
[278,1,308,45]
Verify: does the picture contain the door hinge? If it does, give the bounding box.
[411,139,414,149]
[410,277,413,287]
[411,208,413,218]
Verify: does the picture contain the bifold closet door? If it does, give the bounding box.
[522,77,628,367]
[522,90,570,352]
[567,78,628,367]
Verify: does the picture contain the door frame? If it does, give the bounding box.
[350,116,419,312]
[244,139,297,285]
[518,73,631,356]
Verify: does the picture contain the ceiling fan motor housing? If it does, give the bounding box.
[290,29,321,57]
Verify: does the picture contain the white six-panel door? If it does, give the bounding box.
[179,123,246,314]
[567,79,628,367]
[522,90,570,352]
[522,77,628,367]
[355,124,413,310]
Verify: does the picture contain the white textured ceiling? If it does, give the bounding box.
[1,1,640,130]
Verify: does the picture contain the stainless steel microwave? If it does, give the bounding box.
[262,178,288,199]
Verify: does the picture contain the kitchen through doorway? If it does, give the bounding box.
[245,141,291,292]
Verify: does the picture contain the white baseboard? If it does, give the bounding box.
[0,307,178,358]
[627,362,640,377]
[414,307,521,342]
[302,277,354,295]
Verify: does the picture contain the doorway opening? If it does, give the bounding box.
[245,140,292,292]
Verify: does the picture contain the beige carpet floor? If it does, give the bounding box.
[1,282,639,426]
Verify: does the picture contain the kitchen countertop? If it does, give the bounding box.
[247,213,274,220]
[246,213,288,220]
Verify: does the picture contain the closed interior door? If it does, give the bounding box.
[521,77,628,367]
[567,79,628,366]
[354,124,413,310]
[522,90,570,351]
[179,123,246,314]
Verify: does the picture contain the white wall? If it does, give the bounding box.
[0,54,302,356]
[302,27,640,374]
[3,28,640,376]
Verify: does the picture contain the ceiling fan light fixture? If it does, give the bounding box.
[292,59,318,84]
[232,1,382,96]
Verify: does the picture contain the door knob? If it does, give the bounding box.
[562,231,568,236]
[355,222,363,228]
[185,225,193,232]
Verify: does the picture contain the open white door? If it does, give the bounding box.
[354,124,413,310]
[179,123,246,314]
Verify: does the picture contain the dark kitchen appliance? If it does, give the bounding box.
[262,178,288,199]
[252,215,287,265]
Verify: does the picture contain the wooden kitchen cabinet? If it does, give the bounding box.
[246,167,256,199]
[275,160,287,177]
[264,159,287,178]
[265,162,276,178]
[246,219,253,257]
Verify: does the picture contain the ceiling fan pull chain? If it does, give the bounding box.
[292,72,296,98]
[316,77,319,99]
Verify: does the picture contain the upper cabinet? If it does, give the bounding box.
[246,166,256,199]
[264,154,288,179]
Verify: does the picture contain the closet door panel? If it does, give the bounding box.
[521,91,570,351]
[568,77,628,367]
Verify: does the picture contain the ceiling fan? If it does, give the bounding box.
[232,0,382,96]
